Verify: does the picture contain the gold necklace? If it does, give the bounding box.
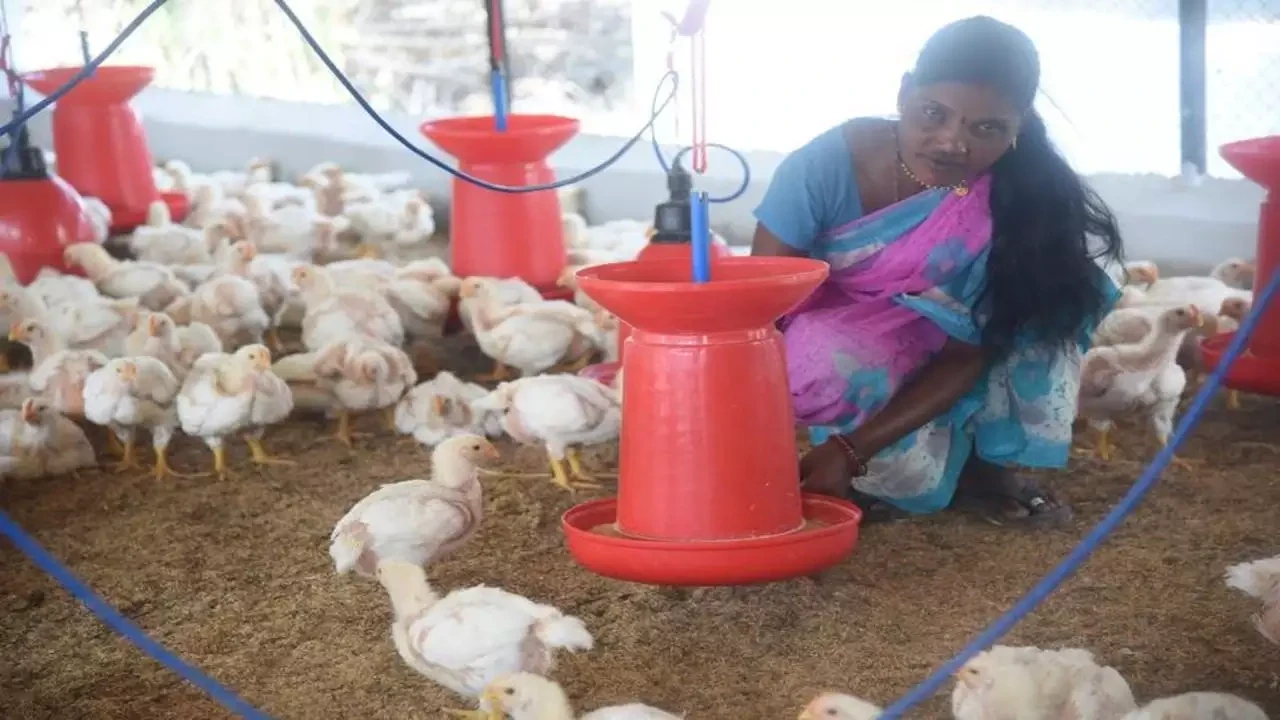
[893,124,970,196]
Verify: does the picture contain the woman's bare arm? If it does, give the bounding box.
[840,337,986,457]
[751,224,809,258]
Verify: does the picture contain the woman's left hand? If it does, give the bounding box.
[799,439,854,497]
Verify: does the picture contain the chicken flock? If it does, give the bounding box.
[1,156,1275,719]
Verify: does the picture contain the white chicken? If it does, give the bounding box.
[1225,554,1280,647]
[26,267,100,310]
[457,276,543,336]
[215,240,288,351]
[8,317,108,419]
[310,336,417,446]
[1139,258,1253,317]
[375,558,594,701]
[187,245,271,349]
[951,645,1136,720]
[291,264,405,351]
[395,371,502,447]
[64,242,189,311]
[128,200,212,265]
[1122,692,1267,720]
[1076,304,1203,467]
[329,434,498,578]
[799,693,882,720]
[454,672,682,720]
[176,344,295,479]
[474,375,620,493]
[82,356,187,479]
[463,281,605,380]
[0,397,96,479]
[43,295,140,357]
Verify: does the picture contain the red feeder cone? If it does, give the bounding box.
[561,257,862,586]
[23,66,186,234]
[421,114,579,293]
[578,239,735,387]
[0,126,98,284]
[1200,136,1280,395]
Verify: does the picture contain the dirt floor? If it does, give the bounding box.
[3,336,1280,720]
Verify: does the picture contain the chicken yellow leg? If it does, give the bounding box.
[112,437,142,473]
[1095,427,1112,461]
[382,406,398,432]
[548,451,598,494]
[208,444,232,480]
[1157,438,1195,471]
[473,360,510,383]
[265,327,286,356]
[565,447,600,486]
[150,445,197,480]
[247,437,295,466]
[1227,389,1241,410]
[331,410,370,447]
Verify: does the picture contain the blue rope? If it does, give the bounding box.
[0,509,277,720]
[878,268,1280,718]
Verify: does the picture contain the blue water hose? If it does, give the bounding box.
[690,190,711,282]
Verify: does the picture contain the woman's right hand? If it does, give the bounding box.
[798,439,854,497]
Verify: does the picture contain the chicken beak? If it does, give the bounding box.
[1190,306,1204,327]
[798,710,816,720]
[459,284,476,299]
[478,689,505,720]
[20,401,36,424]
[147,315,163,336]
[7,321,22,342]
[483,443,500,461]
[254,353,272,371]
[120,362,138,382]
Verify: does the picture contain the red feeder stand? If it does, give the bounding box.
[24,65,187,234]
[561,257,862,586]
[421,114,579,297]
[0,125,98,284]
[1200,136,1280,394]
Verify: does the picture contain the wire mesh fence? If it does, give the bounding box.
[10,0,1280,177]
[16,0,635,131]
[1207,0,1280,177]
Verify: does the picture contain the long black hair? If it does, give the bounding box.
[913,16,1124,357]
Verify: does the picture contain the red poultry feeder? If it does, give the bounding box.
[561,257,862,586]
[23,65,186,234]
[0,126,98,284]
[421,114,579,293]
[1200,136,1280,395]
[577,239,735,387]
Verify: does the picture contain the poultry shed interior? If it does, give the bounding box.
[4,0,1280,719]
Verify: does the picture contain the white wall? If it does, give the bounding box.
[8,87,1267,274]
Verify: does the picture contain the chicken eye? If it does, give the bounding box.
[826,710,838,716]
[503,687,515,696]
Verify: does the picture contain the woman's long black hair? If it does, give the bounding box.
[914,17,1124,358]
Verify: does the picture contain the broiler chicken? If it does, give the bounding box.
[395,371,502,447]
[310,336,417,446]
[8,317,108,420]
[951,645,1137,720]
[64,242,189,311]
[462,280,605,380]
[375,558,594,701]
[556,263,603,314]
[218,240,290,352]
[1225,554,1280,647]
[457,276,542,337]
[448,672,681,720]
[128,200,212,265]
[1,397,97,479]
[1076,304,1203,468]
[83,356,190,479]
[329,434,498,578]
[176,344,295,479]
[291,264,405,351]
[1122,692,1267,720]
[44,295,139,357]
[798,693,882,720]
[474,375,620,493]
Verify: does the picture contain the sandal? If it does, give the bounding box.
[952,480,1073,529]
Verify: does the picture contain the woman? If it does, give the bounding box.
[755,16,1122,527]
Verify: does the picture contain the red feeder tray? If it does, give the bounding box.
[1199,135,1280,395]
[561,256,862,586]
[0,176,99,284]
[23,65,176,235]
[421,115,579,294]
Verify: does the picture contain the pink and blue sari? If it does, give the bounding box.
[781,175,1116,514]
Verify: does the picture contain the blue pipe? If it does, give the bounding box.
[490,68,508,132]
[690,190,710,283]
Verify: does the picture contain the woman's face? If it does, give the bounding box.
[896,76,1022,188]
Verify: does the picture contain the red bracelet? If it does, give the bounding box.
[828,434,868,477]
